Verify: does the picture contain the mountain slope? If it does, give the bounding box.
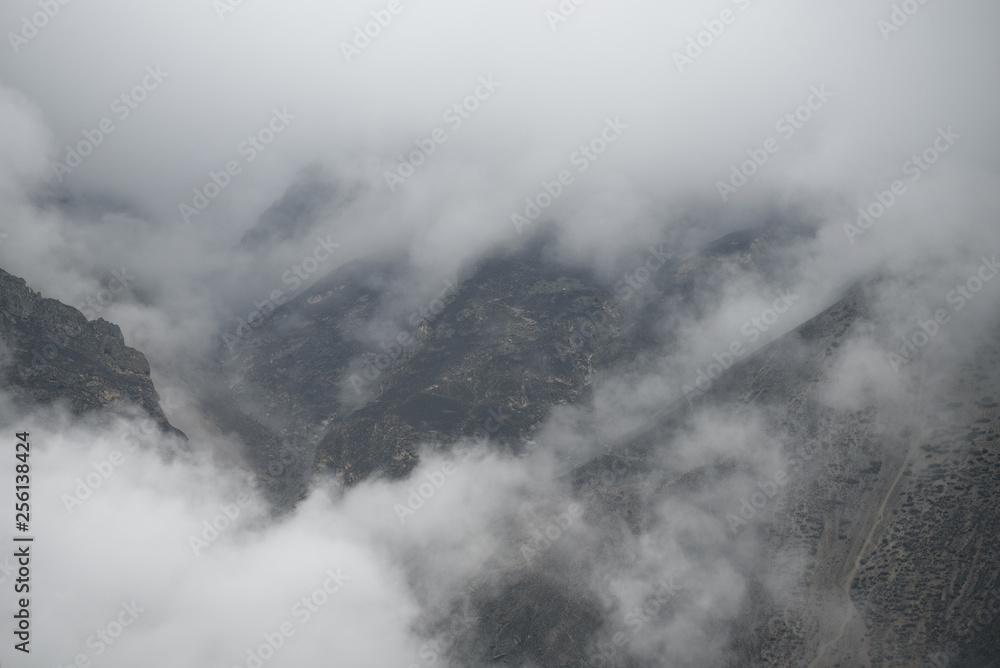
[0,267,181,436]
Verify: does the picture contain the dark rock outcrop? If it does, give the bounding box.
[0,267,182,437]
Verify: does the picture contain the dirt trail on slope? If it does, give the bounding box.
[807,366,926,668]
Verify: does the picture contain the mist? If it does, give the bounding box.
[1,0,999,665]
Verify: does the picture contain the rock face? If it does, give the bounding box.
[238,167,346,251]
[311,250,620,485]
[573,281,1000,666]
[221,221,1000,665]
[220,224,813,494]
[0,267,180,436]
[5,213,996,665]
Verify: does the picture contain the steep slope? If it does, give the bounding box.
[214,223,1000,665]
[215,224,813,494]
[0,267,181,436]
[562,281,1000,667]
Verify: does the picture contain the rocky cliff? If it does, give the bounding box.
[0,268,181,437]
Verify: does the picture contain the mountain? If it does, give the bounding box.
[215,222,999,666]
[574,279,1000,666]
[0,267,182,437]
[3,219,997,665]
[218,224,814,493]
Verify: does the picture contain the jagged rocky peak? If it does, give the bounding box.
[0,267,182,437]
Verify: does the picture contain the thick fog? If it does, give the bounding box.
[0,0,998,665]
